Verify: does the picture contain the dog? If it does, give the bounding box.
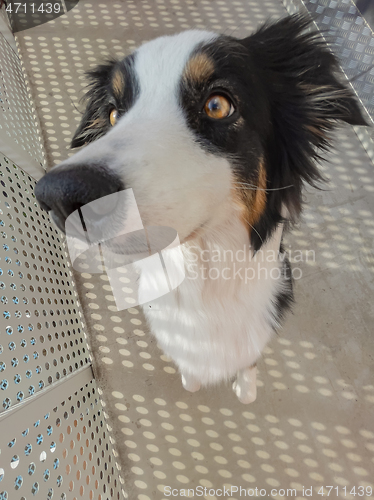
[35,15,366,403]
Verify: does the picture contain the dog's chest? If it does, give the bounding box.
[141,222,284,385]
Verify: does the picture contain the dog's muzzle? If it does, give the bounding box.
[34,163,124,234]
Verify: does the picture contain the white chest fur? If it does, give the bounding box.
[142,215,285,389]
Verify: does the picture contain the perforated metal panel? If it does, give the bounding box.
[0,153,125,499]
[283,0,374,163]
[0,24,45,177]
[0,5,17,53]
[0,373,125,500]
[0,153,91,414]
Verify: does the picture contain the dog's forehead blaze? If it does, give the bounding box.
[111,67,126,98]
[183,52,215,85]
[233,161,267,235]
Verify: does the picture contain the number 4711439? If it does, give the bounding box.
[318,486,373,496]
[6,3,61,14]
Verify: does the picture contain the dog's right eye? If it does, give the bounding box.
[204,94,234,120]
[109,108,119,126]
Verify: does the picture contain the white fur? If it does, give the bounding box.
[135,30,218,102]
[142,209,284,391]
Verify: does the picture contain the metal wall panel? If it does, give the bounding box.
[0,16,45,179]
[0,15,125,496]
[0,370,126,500]
[0,154,125,498]
[0,153,90,414]
[283,0,374,163]
[0,4,17,53]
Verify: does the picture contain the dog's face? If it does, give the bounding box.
[67,30,246,245]
[35,16,366,250]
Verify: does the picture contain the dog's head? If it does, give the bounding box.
[35,15,366,251]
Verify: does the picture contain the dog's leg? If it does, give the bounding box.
[181,373,201,393]
[233,364,257,404]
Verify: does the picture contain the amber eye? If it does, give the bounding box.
[109,108,119,126]
[204,94,234,119]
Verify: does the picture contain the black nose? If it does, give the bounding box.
[34,164,124,233]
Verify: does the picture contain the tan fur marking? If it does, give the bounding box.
[251,162,267,224]
[112,68,125,98]
[87,117,106,129]
[305,124,328,139]
[232,161,267,236]
[183,53,215,84]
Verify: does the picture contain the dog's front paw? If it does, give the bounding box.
[232,379,257,404]
[181,374,201,393]
[233,365,257,404]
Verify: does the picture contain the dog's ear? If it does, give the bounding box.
[71,59,118,149]
[241,14,367,250]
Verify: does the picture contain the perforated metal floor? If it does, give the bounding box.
[10,1,374,499]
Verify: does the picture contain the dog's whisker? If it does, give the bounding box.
[232,182,294,192]
[241,217,264,245]
[69,97,84,115]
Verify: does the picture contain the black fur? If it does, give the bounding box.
[244,15,367,249]
[71,54,139,148]
[273,243,294,327]
[180,14,367,251]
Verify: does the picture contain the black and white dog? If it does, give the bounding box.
[35,15,366,403]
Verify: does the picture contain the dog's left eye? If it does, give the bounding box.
[204,95,234,119]
[109,108,119,126]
